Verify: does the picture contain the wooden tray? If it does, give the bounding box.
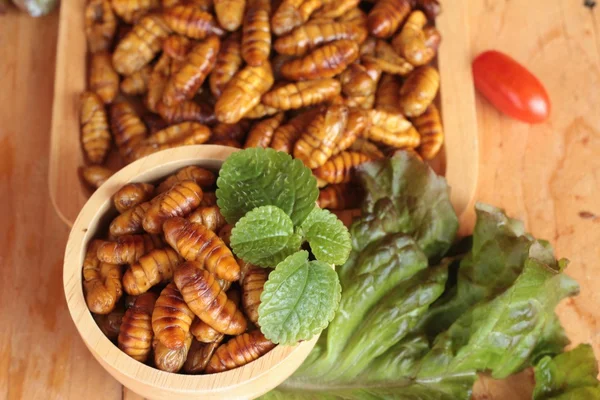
[49,0,479,229]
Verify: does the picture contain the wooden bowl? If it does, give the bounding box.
[63,145,319,400]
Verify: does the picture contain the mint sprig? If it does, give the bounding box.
[258,251,342,345]
[230,206,303,267]
[216,148,352,345]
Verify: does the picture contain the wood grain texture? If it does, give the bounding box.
[0,0,598,399]
[0,8,122,400]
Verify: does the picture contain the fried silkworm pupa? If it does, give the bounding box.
[163,5,225,39]
[164,218,240,281]
[143,180,203,234]
[111,0,159,24]
[262,79,341,111]
[244,103,279,119]
[183,339,220,374]
[157,166,216,193]
[162,34,193,61]
[109,202,151,237]
[312,151,373,184]
[331,108,368,155]
[85,0,117,53]
[97,234,163,265]
[241,265,269,325]
[157,100,216,125]
[118,292,158,362]
[274,20,367,57]
[293,105,349,168]
[113,182,155,213]
[123,248,182,295]
[244,113,285,148]
[412,103,444,160]
[120,65,152,96]
[375,73,402,111]
[190,317,224,343]
[416,0,441,20]
[209,31,243,97]
[187,206,227,232]
[113,15,172,76]
[83,240,123,314]
[398,65,440,117]
[362,39,414,76]
[367,0,411,39]
[270,107,320,153]
[174,261,247,334]
[217,223,233,247]
[109,100,148,160]
[81,165,113,189]
[241,0,271,66]
[152,282,195,349]
[281,39,359,81]
[94,305,125,341]
[145,121,211,146]
[366,109,421,148]
[190,284,240,342]
[392,10,441,67]
[89,52,119,104]
[200,191,217,206]
[162,36,220,106]
[211,119,251,142]
[271,0,322,36]
[80,92,111,165]
[318,0,359,19]
[205,330,276,373]
[349,137,385,159]
[153,334,192,372]
[317,183,362,210]
[145,53,172,113]
[215,63,274,124]
[214,0,246,31]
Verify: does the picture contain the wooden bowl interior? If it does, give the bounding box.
[63,145,319,400]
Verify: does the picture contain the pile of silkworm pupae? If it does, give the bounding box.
[81,0,445,212]
[85,165,276,374]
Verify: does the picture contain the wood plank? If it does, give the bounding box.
[0,9,121,400]
[470,0,600,364]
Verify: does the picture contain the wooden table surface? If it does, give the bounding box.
[0,1,598,399]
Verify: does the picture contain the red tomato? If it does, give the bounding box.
[472,50,551,123]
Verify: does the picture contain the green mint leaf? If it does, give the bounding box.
[230,206,302,267]
[216,148,318,225]
[300,207,351,265]
[258,251,341,345]
[533,344,600,399]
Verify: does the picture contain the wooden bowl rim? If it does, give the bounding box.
[63,145,319,394]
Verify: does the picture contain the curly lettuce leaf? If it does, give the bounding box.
[420,203,537,337]
[533,344,600,399]
[258,251,341,345]
[419,242,579,380]
[230,205,302,267]
[216,148,318,225]
[352,152,458,259]
[299,207,352,265]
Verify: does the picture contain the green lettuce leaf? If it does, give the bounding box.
[230,205,302,267]
[299,207,352,266]
[419,242,579,380]
[216,148,318,225]
[420,202,536,337]
[352,152,458,259]
[258,251,341,345]
[533,344,600,399]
